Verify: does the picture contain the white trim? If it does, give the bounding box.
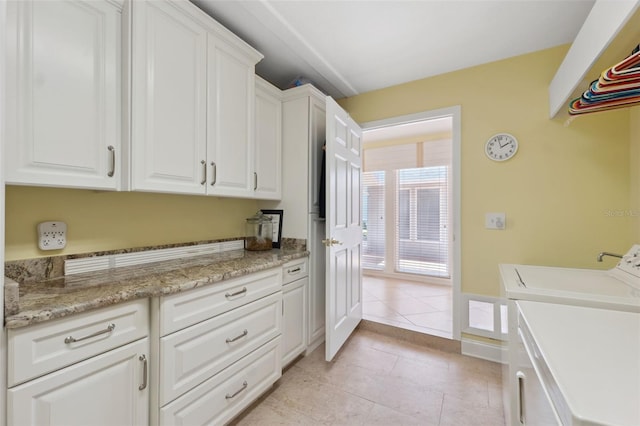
[361,105,462,341]
[364,270,452,287]
[1,1,7,424]
[461,337,507,364]
[236,2,357,98]
[461,293,508,341]
[65,240,244,275]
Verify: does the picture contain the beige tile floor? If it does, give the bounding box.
[232,328,504,425]
[363,276,453,338]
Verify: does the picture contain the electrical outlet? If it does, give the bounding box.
[37,221,67,250]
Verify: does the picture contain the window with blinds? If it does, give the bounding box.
[396,167,449,277]
[362,130,451,279]
[362,171,385,270]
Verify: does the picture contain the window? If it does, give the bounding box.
[362,120,452,280]
[362,171,385,270]
[396,167,449,277]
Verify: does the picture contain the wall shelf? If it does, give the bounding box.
[549,0,640,120]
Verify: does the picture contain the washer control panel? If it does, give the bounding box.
[616,244,640,281]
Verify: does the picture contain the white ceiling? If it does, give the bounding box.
[192,0,596,99]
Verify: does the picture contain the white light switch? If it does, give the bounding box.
[485,213,506,230]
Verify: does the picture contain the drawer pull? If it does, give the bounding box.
[287,267,301,274]
[225,287,247,299]
[139,354,148,391]
[225,329,248,343]
[64,323,116,344]
[225,381,248,399]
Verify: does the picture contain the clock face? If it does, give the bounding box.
[485,133,518,161]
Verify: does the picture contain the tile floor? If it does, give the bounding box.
[232,328,504,425]
[363,276,453,338]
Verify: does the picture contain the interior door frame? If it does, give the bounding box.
[360,105,462,340]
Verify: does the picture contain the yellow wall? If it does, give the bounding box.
[631,106,640,242]
[340,45,633,297]
[5,186,258,261]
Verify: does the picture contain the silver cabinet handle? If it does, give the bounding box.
[139,354,148,391]
[225,287,247,299]
[225,329,248,343]
[225,381,248,399]
[64,323,115,344]
[517,371,525,424]
[254,172,257,190]
[200,160,207,185]
[210,161,217,186]
[107,145,115,177]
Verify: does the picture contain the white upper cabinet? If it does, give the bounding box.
[5,0,124,190]
[207,36,255,197]
[254,77,282,200]
[131,0,263,197]
[130,0,208,194]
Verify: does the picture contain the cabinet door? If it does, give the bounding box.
[254,78,282,200]
[282,278,308,366]
[207,36,255,197]
[5,0,122,190]
[8,338,149,426]
[308,214,326,347]
[131,0,207,194]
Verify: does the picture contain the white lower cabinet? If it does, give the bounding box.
[157,266,288,424]
[160,292,282,405]
[160,336,281,425]
[308,215,326,350]
[8,337,149,426]
[6,299,150,426]
[282,259,309,366]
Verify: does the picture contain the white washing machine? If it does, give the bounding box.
[501,244,640,425]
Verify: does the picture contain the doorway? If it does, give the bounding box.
[360,107,461,340]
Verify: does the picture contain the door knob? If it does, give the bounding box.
[321,238,342,247]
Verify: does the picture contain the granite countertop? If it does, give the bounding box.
[4,248,308,329]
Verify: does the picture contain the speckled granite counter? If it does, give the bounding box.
[4,249,308,329]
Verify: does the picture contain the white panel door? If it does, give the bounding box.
[5,0,121,190]
[131,0,207,194]
[325,97,363,361]
[207,36,255,197]
[8,338,149,426]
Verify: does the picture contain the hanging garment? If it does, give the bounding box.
[319,142,326,219]
[569,44,640,115]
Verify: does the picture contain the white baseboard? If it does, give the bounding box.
[461,337,507,364]
[305,336,324,356]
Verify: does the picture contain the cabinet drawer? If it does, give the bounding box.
[160,268,282,335]
[282,258,308,285]
[160,337,281,426]
[8,299,149,387]
[160,292,282,405]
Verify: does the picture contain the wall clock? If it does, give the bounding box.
[485,133,518,161]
